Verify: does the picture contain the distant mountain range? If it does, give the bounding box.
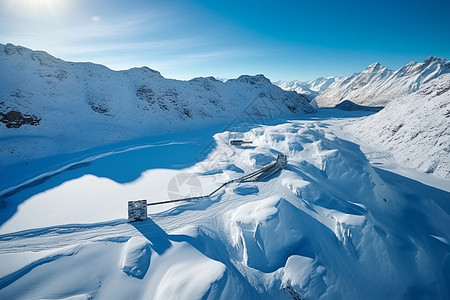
[276,56,450,107]
[275,76,337,107]
[277,56,450,179]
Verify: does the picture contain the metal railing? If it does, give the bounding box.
[146,154,287,206]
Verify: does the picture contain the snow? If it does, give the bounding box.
[315,56,450,107]
[0,43,315,167]
[281,255,325,299]
[0,44,449,299]
[151,241,226,300]
[0,166,219,234]
[278,56,450,108]
[121,237,151,279]
[275,77,338,101]
[346,73,450,180]
[1,110,449,299]
[227,195,279,226]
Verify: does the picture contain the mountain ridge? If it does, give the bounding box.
[277,56,450,107]
[0,43,315,165]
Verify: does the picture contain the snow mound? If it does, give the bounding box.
[152,242,226,300]
[225,164,244,173]
[247,152,275,167]
[281,174,310,196]
[121,237,151,279]
[281,255,327,300]
[227,196,309,272]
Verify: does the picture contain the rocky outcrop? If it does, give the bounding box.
[0,111,41,128]
[335,100,383,112]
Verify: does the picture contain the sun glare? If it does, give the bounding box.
[8,0,67,16]
[30,0,56,11]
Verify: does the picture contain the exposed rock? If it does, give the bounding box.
[335,100,383,112]
[0,110,41,128]
[136,85,155,105]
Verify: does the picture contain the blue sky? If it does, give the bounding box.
[1,0,449,81]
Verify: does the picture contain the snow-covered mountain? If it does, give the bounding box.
[0,43,315,165]
[277,57,450,107]
[275,57,450,180]
[347,73,450,179]
[275,77,337,106]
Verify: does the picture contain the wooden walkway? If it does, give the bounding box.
[147,154,287,206]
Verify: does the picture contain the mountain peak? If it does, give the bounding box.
[424,56,446,64]
[127,66,162,77]
[233,74,271,85]
[366,62,385,71]
[313,56,449,107]
[2,43,33,56]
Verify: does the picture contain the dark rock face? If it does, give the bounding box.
[0,110,41,128]
[335,100,383,112]
[136,85,155,105]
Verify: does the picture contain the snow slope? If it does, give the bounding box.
[275,77,337,107]
[0,43,315,166]
[0,114,449,299]
[346,73,450,180]
[278,57,450,108]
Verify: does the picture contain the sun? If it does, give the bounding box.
[29,0,57,11]
[7,0,67,16]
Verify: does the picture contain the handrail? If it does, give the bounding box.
[147,154,287,206]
